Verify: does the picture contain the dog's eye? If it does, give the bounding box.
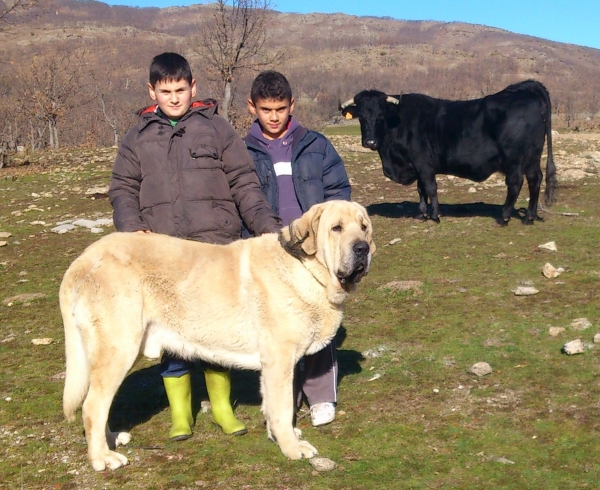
[361,224,367,232]
[332,225,342,232]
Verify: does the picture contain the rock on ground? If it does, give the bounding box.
[538,241,558,252]
[562,339,585,355]
[468,362,493,376]
[513,286,539,296]
[570,318,592,330]
[542,263,560,278]
[309,457,336,472]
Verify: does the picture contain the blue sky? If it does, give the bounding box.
[103,0,600,50]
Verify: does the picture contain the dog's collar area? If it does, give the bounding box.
[278,229,309,262]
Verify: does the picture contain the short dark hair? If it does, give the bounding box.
[149,52,193,87]
[250,70,293,103]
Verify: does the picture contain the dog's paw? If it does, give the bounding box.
[114,432,131,447]
[106,430,131,449]
[281,440,318,460]
[90,450,129,471]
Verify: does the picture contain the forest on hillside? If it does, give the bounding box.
[1,0,600,153]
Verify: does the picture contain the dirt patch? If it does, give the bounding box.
[2,293,47,306]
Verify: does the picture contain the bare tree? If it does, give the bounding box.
[564,95,575,128]
[194,0,282,122]
[15,47,93,149]
[92,72,139,147]
[1,0,37,29]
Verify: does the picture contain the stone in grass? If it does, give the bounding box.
[562,339,585,355]
[513,286,539,296]
[594,333,600,344]
[548,327,565,337]
[51,224,76,234]
[31,338,54,345]
[538,241,557,252]
[3,293,47,306]
[309,457,336,472]
[570,318,592,331]
[542,263,560,279]
[468,362,492,377]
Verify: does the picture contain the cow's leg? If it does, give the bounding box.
[415,180,429,220]
[524,163,544,224]
[428,186,441,223]
[260,354,317,460]
[499,170,524,226]
[417,175,440,223]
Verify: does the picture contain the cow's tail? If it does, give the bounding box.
[537,82,558,206]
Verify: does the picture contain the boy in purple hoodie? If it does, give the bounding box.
[244,70,351,426]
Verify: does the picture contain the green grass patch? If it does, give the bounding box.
[1,136,599,488]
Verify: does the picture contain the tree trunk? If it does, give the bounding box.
[0,142,6,169]
[221,80,232,122]
[48,120,54,148]
[29,122,35,149]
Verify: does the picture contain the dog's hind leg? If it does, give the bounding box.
[83,346,138,471]
[260,356,318,460]
[62,309,90,422]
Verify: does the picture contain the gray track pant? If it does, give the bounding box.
[295,342,338,407]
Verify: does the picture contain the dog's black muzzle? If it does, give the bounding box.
[336,240,371,289]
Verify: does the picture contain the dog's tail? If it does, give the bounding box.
[60,279,91,422]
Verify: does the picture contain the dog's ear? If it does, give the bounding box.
[368,234,377,255]
[366,218,377,255]
[290,203,324,256]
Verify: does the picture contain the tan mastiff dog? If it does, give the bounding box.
[60,200,375,471]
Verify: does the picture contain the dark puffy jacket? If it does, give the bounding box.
[244,126,351,216]
[109,101,281,244]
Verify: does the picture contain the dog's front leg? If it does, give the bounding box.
[260,360,318,460]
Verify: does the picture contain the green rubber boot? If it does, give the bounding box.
[163,374,194,441]
[204,369,248,436]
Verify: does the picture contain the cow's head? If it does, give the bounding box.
[339,90,400,150]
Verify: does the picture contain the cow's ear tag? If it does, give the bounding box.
[345,112,353,120]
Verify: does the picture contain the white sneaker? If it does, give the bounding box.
[310,402,335,427]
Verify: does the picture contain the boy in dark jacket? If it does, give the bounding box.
[245,70,351,427]
[109,53,281,441]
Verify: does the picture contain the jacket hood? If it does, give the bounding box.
[246,119,311,154]
[137,99,219,129]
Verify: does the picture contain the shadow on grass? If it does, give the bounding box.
[367,200,526,221]
[335,325,364,382]
[108,326,363,432]
[108,363,264,433]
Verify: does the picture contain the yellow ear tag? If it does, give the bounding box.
[345,112,353,120]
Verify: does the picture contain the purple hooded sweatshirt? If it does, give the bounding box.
[248,116,303,226]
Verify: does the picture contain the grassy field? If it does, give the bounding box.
[0,131,599,489]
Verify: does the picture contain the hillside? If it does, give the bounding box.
[2,0,600,148]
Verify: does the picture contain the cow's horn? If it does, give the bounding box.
[386,96,400,105]
[340,98,355,110]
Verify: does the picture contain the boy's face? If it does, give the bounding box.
[248,97,295,140]
[148,78,196,120]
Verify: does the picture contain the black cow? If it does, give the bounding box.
[340,80,558,225]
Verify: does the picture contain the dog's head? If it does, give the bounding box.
[279,201,376,299]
